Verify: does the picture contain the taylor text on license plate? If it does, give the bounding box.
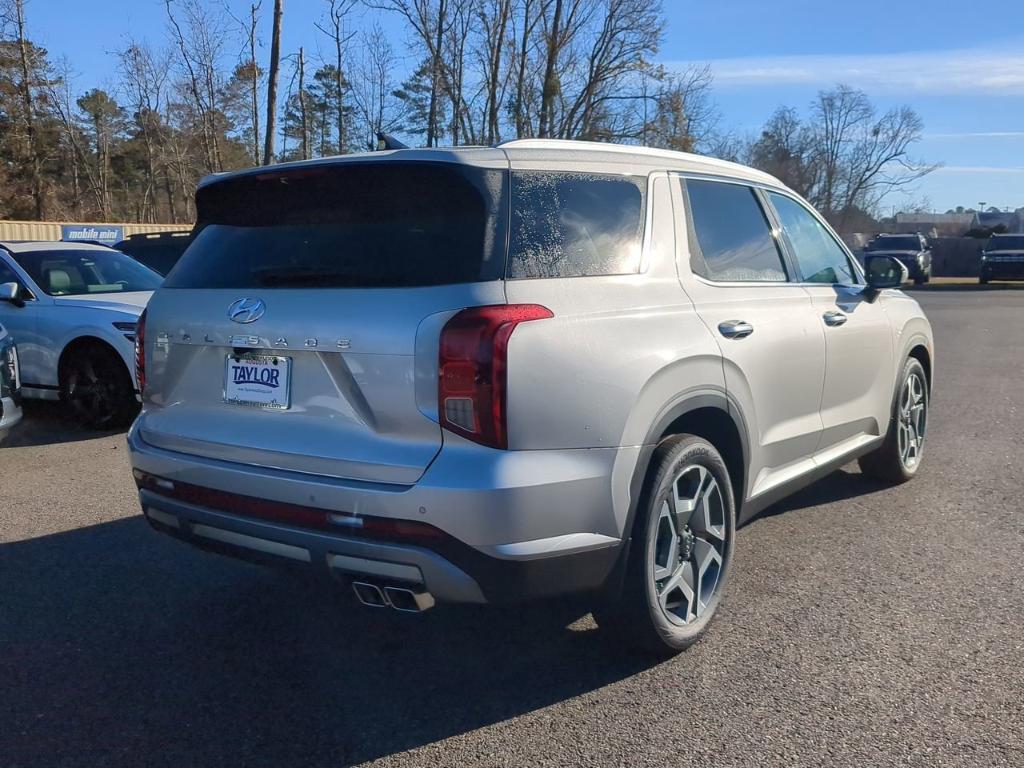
[224,355,291,409]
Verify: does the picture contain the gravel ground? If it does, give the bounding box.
[1,286,1022,767]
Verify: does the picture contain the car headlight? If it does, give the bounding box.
[113,321,138,343]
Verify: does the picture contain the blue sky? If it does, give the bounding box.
[30,0,1024,212]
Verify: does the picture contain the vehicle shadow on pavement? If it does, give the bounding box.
[0,516,653,767]
[749,467,890,523]
[4,400,128,448]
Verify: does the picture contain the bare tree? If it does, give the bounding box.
[226,0,263,164]
[164,0,230,172]
[263,0,284,164]
[746,85,937,229]
[119,42,172,221]
[366,0,452,146]
[10,0,44,217]
[509,0,542,138]
[475,0,513,143]
[316,0,357,154]
[349,25,406,150]
[637,64,715,151]
[296,47,309,159]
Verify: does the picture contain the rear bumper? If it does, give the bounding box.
[981,261,1024,280]
[127,424,632,604]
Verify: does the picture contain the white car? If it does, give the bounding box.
[0,241,161,428]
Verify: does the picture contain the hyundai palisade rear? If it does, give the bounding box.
[128,149,629,608]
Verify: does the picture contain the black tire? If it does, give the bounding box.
[858,357,928,484]
[913,273,926,286]
[593,434,736,655]
[60,342,138,430]
[979,274,989,285]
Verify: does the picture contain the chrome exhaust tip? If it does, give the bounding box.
[351,581,388,608]
[384,586,436,613]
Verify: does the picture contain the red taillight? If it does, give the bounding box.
[135,308,147,394]
[438,304,553,449]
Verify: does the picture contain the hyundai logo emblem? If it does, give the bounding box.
[228,297,266,324]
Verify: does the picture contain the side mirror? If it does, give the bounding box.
[0,281,24,307]
[865,256,909,290]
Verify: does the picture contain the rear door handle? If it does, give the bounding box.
[718,320,754,339]
[823,311,848,327]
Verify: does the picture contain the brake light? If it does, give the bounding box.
[135,308,147,394]
[438,304,553,449]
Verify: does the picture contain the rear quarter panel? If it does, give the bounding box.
[503,173,725,534]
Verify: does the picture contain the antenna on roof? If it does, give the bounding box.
[375,133,409,151]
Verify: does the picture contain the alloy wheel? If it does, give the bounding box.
[897,371,927,470]
[66,357,117,426]
[652,464,728,626]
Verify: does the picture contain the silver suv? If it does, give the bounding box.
[128,140,933,653]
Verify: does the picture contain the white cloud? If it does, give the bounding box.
[932,165,1024,174]
[666,43,1024,96]
[925,131,1024,139]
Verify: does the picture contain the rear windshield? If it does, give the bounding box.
[12,249,162,296]
[987,236,1024,250]
[868,236,921,251]
[164,162,506,289]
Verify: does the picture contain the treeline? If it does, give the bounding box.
[0,0,931,230]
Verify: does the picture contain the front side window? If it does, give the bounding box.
[684,179,787,282]
[507,172,645,279]
[768,193,858,285]
[11,250,162,296]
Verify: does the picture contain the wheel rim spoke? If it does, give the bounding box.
[658,559,695,622]
[653,500,679,582]
[693,538,723,616]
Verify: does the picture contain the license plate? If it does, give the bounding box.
[224,354,291,410]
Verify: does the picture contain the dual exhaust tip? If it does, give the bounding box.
[352,581,436,613]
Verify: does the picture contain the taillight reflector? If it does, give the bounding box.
[438,304,552,449]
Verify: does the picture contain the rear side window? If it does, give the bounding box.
[165,162,506,289]
[507,172,645,279]
[683,179,787,283]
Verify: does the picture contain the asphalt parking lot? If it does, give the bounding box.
[2,285,1022,768]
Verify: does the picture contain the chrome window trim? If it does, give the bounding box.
[670,171,868,290]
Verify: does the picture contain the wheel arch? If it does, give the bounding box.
[907,343,932,394]
[58,335,132,388]
[629,394,750,534]
[603,394,750,601]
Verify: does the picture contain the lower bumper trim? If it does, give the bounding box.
[192,523,312,562]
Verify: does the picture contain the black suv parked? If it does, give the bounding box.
[980,234,1024,284]
[865,234,932,285]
